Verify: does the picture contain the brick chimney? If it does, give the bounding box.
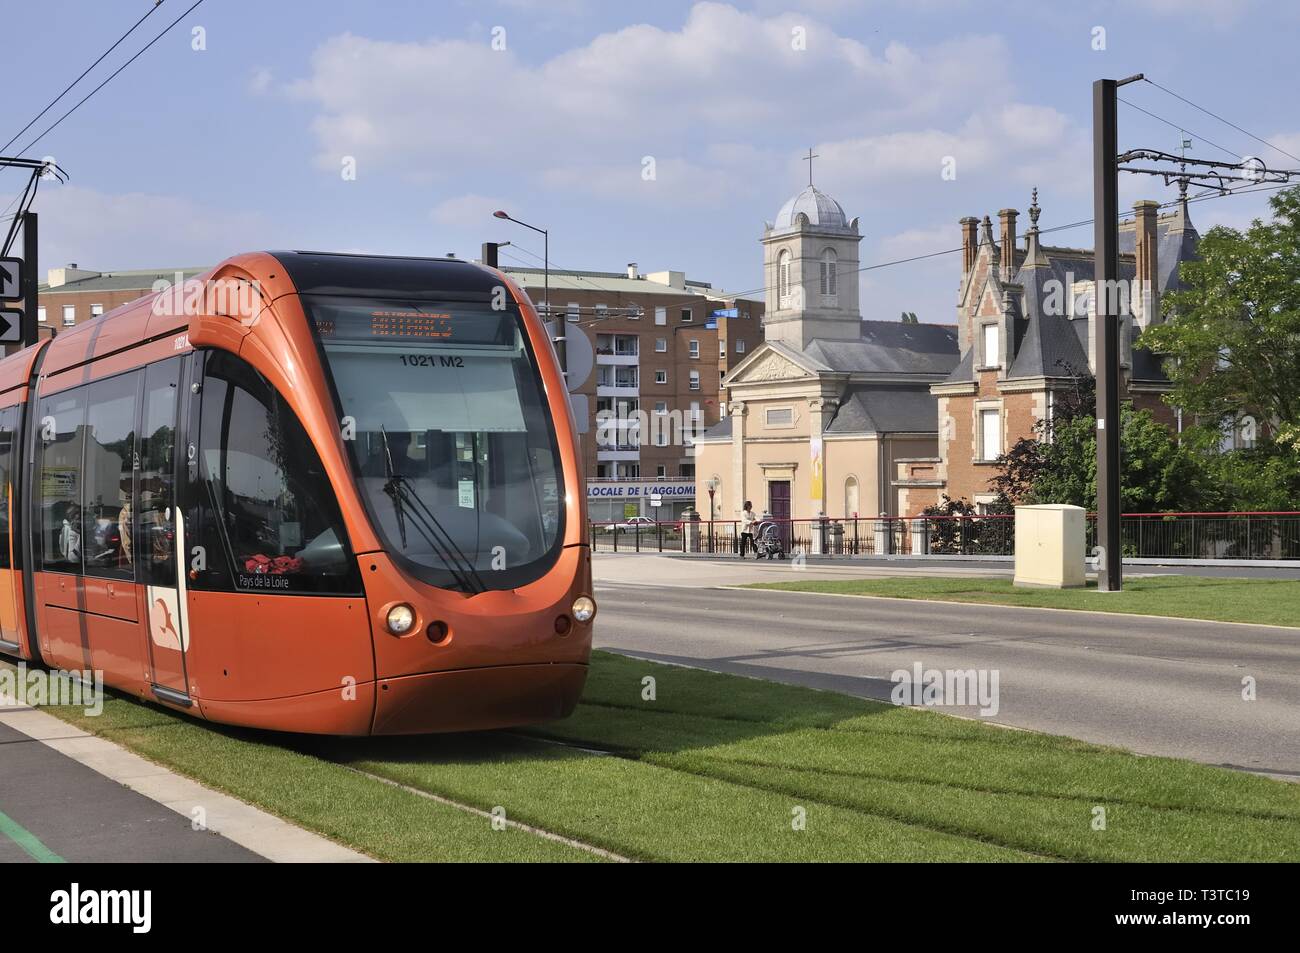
[960,216,979,273]
[998,208,1017,281]
[1133,199,1159,328]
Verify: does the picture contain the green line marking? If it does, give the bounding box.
[0,808,65,863]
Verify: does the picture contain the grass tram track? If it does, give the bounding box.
[12,652,1300,862]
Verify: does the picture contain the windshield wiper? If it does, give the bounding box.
[378,426,408,548]
[389,480,488,594]
[377,427,485,594]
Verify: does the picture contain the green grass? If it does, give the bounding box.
[17,650,1300,862]
[745,574,1300,627]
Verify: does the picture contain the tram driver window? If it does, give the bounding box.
[194,351,358,594]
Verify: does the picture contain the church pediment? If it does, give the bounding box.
[728,344,820,385]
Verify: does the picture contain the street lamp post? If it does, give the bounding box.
[493,210,564,378]
[706,478,718,553]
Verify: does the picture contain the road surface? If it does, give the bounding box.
[592,560,1300,779]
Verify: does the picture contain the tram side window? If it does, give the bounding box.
[138,359,180,586]
[83,372,139,579]
[0,406,17,570]
[39,389,87,573]
[192,351,358,594]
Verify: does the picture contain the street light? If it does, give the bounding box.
[706,478,719,553]
[494,210,564,377]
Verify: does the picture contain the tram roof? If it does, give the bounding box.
[269,251,505,300]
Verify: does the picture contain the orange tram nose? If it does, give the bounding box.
[0,251,593,736]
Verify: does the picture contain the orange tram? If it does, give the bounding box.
[0,252,594,734]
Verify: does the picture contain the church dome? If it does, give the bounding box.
[773,186,850,230]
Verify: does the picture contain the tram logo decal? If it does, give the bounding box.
[147,586,187,651]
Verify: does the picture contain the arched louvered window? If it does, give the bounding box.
[820,248,837,297]
[778,250,792,306]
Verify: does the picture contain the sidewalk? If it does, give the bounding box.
[591,552,1008,588]
[0,693,373,863]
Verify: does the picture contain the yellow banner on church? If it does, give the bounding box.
[810,436,823,502]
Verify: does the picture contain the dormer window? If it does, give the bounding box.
[982,323,1000,369]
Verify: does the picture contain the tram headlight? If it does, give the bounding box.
[386,604,416,635]
[571,595,596,624]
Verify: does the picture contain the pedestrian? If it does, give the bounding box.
[739,500,757,557]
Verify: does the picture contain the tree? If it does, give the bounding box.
[1140,185,1300,443]
[987,362,1095,506]
[1199,426,1300,511]
[900,311,918,324]
[989,359,1208,512]
[1008,405,1208,511]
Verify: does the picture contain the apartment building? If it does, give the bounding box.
[26,264,205,346]
[502,263,764,522]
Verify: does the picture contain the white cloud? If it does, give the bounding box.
[430,193,513,227]
[285,3,1016,202]
[248,67,274,96]
[878,224,960,259]
[1126,0,1254,26]
[813,103,1087,190]
[31,185,274,272]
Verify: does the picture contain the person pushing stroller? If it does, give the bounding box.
[739,501,757,557]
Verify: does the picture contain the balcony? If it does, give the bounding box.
[596,368,639,398]
[596,445,641,462]
[596,334,640,366]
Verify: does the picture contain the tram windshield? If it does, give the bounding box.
[303,296,565,592]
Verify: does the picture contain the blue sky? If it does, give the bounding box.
[6,0,1298,322]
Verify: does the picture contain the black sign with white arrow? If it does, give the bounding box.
[0,258,21,300]
[0,308,22,343]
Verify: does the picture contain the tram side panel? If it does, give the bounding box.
[177,346,376,734]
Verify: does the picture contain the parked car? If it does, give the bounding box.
[612,516,657,532]
[594,516,656,533]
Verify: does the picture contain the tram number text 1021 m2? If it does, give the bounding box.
[398,354,465,368]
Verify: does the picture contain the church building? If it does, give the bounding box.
[693,183,959,524]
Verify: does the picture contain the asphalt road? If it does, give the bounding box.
[592,581,1300,779]
[0,722,262,863]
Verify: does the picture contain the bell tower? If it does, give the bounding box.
[761,181,862,352]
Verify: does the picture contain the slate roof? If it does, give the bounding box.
[940,348,975,384]
[1117,212,1200,294]
[825,385,941,434]
[803,320,959,376]
[697,415,733,441]
[997,205,1197,384]
[1006,311,1090,379]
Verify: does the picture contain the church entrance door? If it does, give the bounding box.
[768,480,791,552]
